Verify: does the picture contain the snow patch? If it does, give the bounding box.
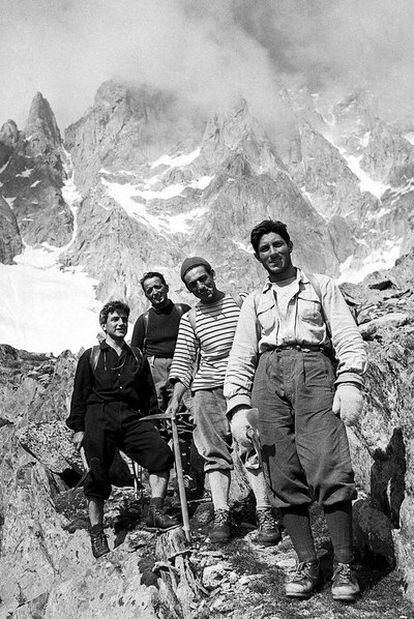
[102,178,208,233]
[338,237,403,283]
[344,154,389,199]
[30,180,41,188]
[4,197,16,208]
[404,132,414,146]
[150,148,200,170]
[0,257,100,355]
[16,168,33,178]
[0,160,9,174]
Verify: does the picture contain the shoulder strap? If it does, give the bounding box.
[304,272,323,304]
[141,310,150,354]
[129,345,144,372]
[89,345,102,372]
[175,303,188,317]
[229,292,246,308]
[188,307,197,334]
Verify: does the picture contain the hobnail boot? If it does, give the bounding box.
[209,509,231,543]
[331,562,360,602]
[145,505,180,531]
[89,524,110,559]
[256,508,282,546]
[285,559,320,598]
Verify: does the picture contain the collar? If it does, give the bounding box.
[151,299,174,314]
[262,267,309,293]
[99,339,128,353]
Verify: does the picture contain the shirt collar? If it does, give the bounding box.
[262,267,307,292]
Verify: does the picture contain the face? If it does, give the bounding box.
[143,276,169,308]
[184,265,217,303]
[102,310,128,340]
[255,232,293,280]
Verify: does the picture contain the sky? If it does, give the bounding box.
[1,0,414,132]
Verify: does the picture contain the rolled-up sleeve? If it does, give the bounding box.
[320,275,367,385]
[224,292,260,412]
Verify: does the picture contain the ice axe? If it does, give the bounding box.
[140,411,191,542]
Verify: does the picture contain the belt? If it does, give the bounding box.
[273,344,324,353]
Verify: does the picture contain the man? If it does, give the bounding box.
[131,272,190,410]
[167,257,280,545]
[67,300,178,559]
[224,220,367,602]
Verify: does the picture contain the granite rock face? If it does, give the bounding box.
[0,194,22,263]
[0,93,73,249]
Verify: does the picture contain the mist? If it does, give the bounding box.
[1,0,414,133]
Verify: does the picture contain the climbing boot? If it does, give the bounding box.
[89,524,110,559]
[285,559,320,598]
[331,562,360,602]
[145,505,180,531]
[256,508,282,546]
[209,509,231,543]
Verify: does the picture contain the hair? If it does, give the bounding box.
[250,219,291,253]
[140,271,167,290]
[99,300,130,326]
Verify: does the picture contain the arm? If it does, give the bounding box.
[320,276,367,386]
[224,291,260,413]
[130,314,146,350]
[169,314,199,390]
[66,351,93,439]
[139,356,159,415]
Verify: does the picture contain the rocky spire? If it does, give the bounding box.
[0,119,20,149]
[25,92,62,155]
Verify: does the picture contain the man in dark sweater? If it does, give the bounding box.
[131,272,190,410]
[67,300,178,559]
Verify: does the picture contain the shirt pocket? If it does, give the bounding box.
[297,291,324,327]
[256,294,276,335]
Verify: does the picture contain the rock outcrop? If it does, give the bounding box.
[0,194,22,263]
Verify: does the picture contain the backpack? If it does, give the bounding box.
[89,344,144,373]
[141,303,188,354]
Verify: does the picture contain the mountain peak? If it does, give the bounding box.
[25,92,61,155]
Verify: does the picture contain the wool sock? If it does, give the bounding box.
[245,468,271,510]
[208,470,231,511]
[324,500,353,564]
[281,505,317,562]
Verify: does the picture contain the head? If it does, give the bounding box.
[180,257,217,303]
[140,271,169,308]
[250,220,294,281]
[99,300,130,341]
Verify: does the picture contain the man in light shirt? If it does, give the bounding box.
[167,256,280,545]
[224,220,367,602]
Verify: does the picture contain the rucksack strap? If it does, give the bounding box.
[89,344,144,373]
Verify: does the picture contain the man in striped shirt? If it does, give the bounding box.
[167,256,280,544]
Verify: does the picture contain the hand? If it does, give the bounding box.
[72,431,85,451]
[332,384,363,427]
[166,397,180,420]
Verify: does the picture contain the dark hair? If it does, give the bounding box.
[99,300,130,326]
[140,271,167,290]
[250,220,291,253]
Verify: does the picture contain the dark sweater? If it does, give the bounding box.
[67,341,158,432]
[131,301,190,358]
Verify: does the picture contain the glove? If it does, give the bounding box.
[332,383,363,427]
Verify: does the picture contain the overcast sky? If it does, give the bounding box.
[2,0,414,131]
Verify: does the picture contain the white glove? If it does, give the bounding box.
[332,383,363,427]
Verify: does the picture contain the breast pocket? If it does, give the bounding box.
[256,296,276,335]
[297,292,323,326]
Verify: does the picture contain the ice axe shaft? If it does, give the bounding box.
[140,412,191,542]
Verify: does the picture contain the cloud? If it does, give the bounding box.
[1,0,413,133]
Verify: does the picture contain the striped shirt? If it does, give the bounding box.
[169,295,241,391]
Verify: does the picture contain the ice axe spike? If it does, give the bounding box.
[140,412,191,543]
